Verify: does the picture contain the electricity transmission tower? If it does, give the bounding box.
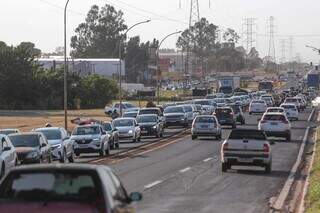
[267,16,276,63]
[189,0,200,27]
[280,39,286,64]
[288,36,294,62]
[242,18,257,53]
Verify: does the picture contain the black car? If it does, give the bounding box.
[136,114,164,138]
[102,122,120,150]
[213,107,237,128]
[8,133,52,164]
[0,164,142,213]
[138,108,163,117]
[163,106,188,127]
[230,105,245,125]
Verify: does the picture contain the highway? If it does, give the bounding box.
[93,109,313,213]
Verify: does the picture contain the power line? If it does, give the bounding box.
[39,0,86,16]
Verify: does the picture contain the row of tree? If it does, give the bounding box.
[0,42,118,110]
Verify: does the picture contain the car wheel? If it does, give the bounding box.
[241,119,245,125]
[48,155,53,163]
[0,163,5,179]
[265,163,272,174]
[105,143,110,156]
[75,151,80,157]
[232,123,236,129]
[160,131,164,138]
[137,135,141,142]
[99,144,105,157]
[216,134,222,140]
[249,112,252,115]
[68,151,74,163]
[60,149,67,163]
[192,135,197,140]
[110,139,115,150]
[286,134,291,142]
[222,163,229,172]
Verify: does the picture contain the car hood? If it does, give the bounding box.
[15,147,37,154]
[47,139,62,146]
[164,113,185,117]
[116,127,134,132]
[138,122,157,127]
[127,107,140,112]
[70,135,101,140]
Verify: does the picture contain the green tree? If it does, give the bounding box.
[70,4,127,58]
[78,75,118,108]
[16,42,41,57]
[223,28,240,44]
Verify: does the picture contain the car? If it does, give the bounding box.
[260,96,274,107]
[280,103,299,121]
[0,164,142,213]
[295,96,307,110]
[213,98,227,107]
[0,129,20,136]
[265,107,285,115]
[284,97,301,111]
[213,107,236,128]
[138,107,163,117]
[0,135,18,178]
[136,114,164,138]
[193,99,216,114]
[105,102,140,115]
[221,129,272,173]
[122,111,138,118]
[8,133,52,164]
[113,118,141,142]
[258,112,291,141]
[102,122,120,149]
[181,104,198,124]
[191,115,221,140]
[249,100,268,114]
[230,105,245,125]
[34,127,74,163]
[163,106,188,127]
[71,124,110,157]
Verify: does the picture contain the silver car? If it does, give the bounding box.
[113,118,141,142]
[35,127,74,163]
[191,115,221,140]
[0,135,18,178]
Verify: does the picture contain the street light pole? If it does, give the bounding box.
[156,31,182,105]
[64,0,70,131]
[118,20,151,116]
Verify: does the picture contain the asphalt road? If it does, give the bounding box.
[107,109,312,213]
[74,127,186,163]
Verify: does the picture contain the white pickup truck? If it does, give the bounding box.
[105,102,140,116]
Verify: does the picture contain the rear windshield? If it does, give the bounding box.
[263,114,286,121]
[72,126,100,135]
[36,129,62,140]
[282,105,295,109]
[102,123,112,131]
[183,106,193,112]
[0,171,105,212]
[195,117,216,124]
[252,101,265,104]
[139,109,159,115]
[123,112,137,118]
[164,107,184,113]
[113,119,134,127]
[215,108,232,114]
[267,108,284,113]
[194,100,210,105]
[0,130,16,135]
[229,130,266,140]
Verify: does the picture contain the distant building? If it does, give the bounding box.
[37,57,125,78]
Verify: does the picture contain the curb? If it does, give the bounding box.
[270,108,316,212]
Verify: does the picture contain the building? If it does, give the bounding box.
[37,57,125,78]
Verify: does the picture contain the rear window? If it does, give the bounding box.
[139,109,159,115]
[263,114,286,121]
[282,105,295,109]
[195,117,216,124]
[215,108,232,114]
[267,108,284,113]
[229,130,266,140]
[0,170,105,212]
[252,101,265,104]
[183,106,193,112]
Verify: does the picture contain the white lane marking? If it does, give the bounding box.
[203,157,213,162]
[144,180,163,189]
[179,167,191,173]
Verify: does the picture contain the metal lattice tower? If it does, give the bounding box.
[189,0,200,27]
[242,18,257,53]
[267,16,276,63]
[288,36,294,62]
[280,39,286,64]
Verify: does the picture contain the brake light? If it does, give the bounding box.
[223,143,229,151]
[282,120,289,124]
[263,144,270,153]
[230,112,234,115]
[260,120,267,123]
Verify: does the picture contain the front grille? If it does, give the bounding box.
[17,152,28,160]
[166,115,182,121]
[75,139,93,144]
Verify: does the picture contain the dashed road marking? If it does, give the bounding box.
[203,157,213,162]
[144,180,163,189]
[179,167,191,173]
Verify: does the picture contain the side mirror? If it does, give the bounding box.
[41,143,47,148]
[113,128,118,132]
[64,136,70,141]
[3,147,11,152]
[129,192,143,202]
[102,132,107,135]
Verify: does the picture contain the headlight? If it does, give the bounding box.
[52,144,62,149]
[128,130,133,134]
[152,125,157,129]
[27,151,38,158]
[93,138,100,142]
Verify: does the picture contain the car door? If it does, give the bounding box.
[62,128,72,156]
[100,127,108,148]
[39,135,50,163]
[1,138,11,171]
[3,137,16,169]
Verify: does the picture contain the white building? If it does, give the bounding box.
[37,57,125,77]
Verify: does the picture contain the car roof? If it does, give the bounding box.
[137,114,157,117]
[35,127,62,131]
[195,115,215,118]
[75,124,101,127]
[263,112,285,115]
[114,117,136,121]
[267,107,284,109]
[0,128,19,131]
[140,107,159,110]
[8,163,112,173]
[124,111,138,114]
[9,132,41,137]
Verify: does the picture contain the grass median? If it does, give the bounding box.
[305,128,320,213]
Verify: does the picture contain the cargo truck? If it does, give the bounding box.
[217,76,240,94]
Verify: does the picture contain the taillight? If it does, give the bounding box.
[260,120,267,123]
[223,143,229,151]
[263,144,270,153]
[230,112,234,115]
[282,120,289,124]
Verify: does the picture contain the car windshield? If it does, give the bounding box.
[231,106,241,113]
[183,106,193,112]
[0,130,16,135]
[0,171,105,212]
[194,100,210,105]
[229,130,266,140]
[9,135,40,147]
[139,109,159,115]
[137,116,157,123]
[123,112,137,118]
[73,126,100,135]
[102,123,112,131]
[214,99,225,103]
[282,105,296,109]
[113,119,134,127]
[164,107,184,113]
[36,129,62,140]
[195,117,216,124]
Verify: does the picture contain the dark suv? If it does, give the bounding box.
[213,107,237,128]
[136,114,164,138]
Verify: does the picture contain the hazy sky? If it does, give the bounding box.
[1,0,319,63]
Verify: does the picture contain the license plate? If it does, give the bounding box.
[240,158,252,163]
[79,144,88,148]
[271,122,278,125]
[201,125,209,128]
[142,131,148,134]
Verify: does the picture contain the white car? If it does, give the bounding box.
[260,96,274,107]
[258,112,291,141]
[280,103,299,121]
[0,134,18,178]
[105,102,140,115]
[191,115,221,140]
[182,104,198,124]
[249,100,268,114]
[113,118,141,142]
[221,129,272,173]
[284,98,301,111]
[0,129,20,136]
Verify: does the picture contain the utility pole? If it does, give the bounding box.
[64,0,70,131]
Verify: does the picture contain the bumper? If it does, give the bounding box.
[20,157,41,164]
[74,142,101,153]
[118,133,135,139]
[264,131,290,137]
[218,119,235,125]
[165,121,187,127]
[192,129,220,136]
[222,153,271,166]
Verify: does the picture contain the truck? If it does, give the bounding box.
[217,76,240,94]
[307,66,320,90]
[286,71,299,90]
[258,80,273,92]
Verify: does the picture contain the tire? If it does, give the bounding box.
[232,123,236,129]
[115,140,120,149]
[68,150,74,163]
[249,112,252,115]
[99,144,105,157]
[105,143,110,156]
[160,131,164,138]
[48,155,53,163]
[137,135,141,142]
[241,119,245,125]
[286,133,291,142]
[59,149,67,163]
[216,134,222,140]
[0,163,5,179]
[110,139,115,150]
[265,163,272,174]
[75,151,80,157]
[222,163,229,172]
[192,135,197,140]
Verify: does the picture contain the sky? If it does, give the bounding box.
[0,0,319,63]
